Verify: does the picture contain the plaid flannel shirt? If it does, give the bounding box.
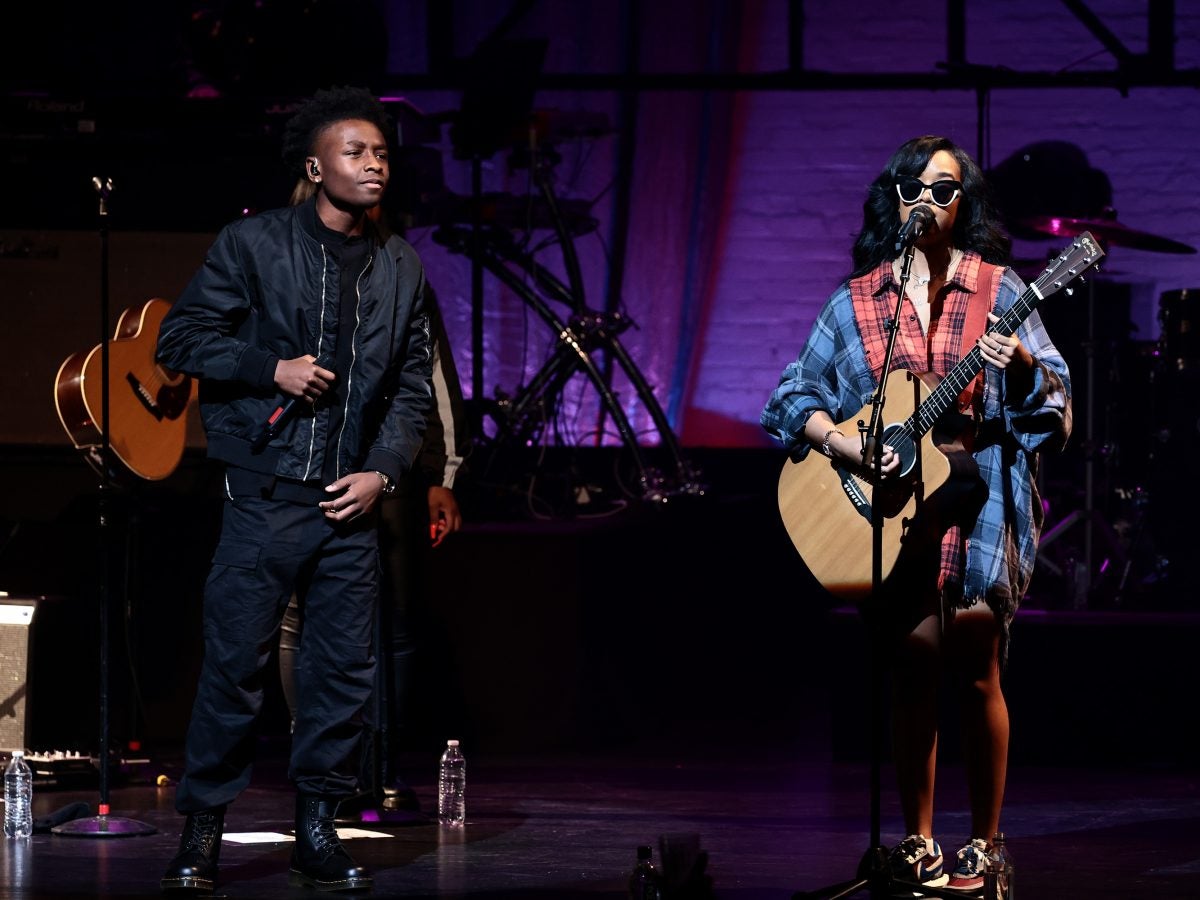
[762,258,1072,624]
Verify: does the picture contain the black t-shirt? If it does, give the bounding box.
[312,215,369,486]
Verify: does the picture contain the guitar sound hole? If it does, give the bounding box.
[883,424,917,478]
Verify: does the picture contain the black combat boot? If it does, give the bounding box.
[160,807,225,893]
[289,794,373,892]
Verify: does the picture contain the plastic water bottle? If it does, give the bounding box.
[437,739,466,826]
[983,831,1014,900]
[627,844,663,900]
[4,751,33,839]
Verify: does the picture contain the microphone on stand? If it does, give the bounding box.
[251,353,335,452]
[894,204,935,253]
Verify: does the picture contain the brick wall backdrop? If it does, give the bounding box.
[380,0,1200,449]
[4,1,1197,452]
[1,0,1196,748]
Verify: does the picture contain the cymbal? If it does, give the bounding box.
[1018,215,1196,254]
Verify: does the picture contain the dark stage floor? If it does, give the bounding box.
[2,447,1198,898]
[4,735,1199,899]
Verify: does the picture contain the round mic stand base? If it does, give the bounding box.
[51,814,156,838]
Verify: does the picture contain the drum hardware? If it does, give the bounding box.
[429,110,703,514]
[1110,485,1169,601]
[1158,287,1200,369]
[1035,269,1130,607]
[1027,215,1196,607]
[1018,212,1197,255]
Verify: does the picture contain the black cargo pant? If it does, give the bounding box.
[175,491,378,812]
[278,471,427,793]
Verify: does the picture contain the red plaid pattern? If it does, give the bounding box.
[848,252,996,590]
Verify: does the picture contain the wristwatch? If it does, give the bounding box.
[373,471,396,494]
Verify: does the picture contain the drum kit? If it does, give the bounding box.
[1016,211,1197,608]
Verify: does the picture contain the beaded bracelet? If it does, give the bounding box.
[821,428,844,458]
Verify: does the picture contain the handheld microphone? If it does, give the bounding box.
[251,353,335,452]
[894,204,935,253]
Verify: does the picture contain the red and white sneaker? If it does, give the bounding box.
[946,837,990,891]
[888,834,949,890]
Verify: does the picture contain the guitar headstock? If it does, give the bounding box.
[1030,231,1105,300]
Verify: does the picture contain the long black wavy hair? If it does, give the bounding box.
[280,86,393,179]
[850,135,1011,278]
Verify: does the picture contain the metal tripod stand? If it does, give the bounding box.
[432,141,703,510]
[792,243,970,900]
[1035,272,1127,607]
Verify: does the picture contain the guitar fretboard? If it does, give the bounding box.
[897,234,1102,445]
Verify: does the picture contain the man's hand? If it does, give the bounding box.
[319,471,385,522]
[275,355,336,403]
[427,485,462,547]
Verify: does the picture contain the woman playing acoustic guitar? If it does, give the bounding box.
[762,135,1073,893]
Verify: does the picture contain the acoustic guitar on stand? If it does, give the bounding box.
[54,297,193,482]
[777,233,1104,601]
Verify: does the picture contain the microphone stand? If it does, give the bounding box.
[53,177,155,839]
[795,234,962,899]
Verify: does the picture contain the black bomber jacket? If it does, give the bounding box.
[155,197,433,486]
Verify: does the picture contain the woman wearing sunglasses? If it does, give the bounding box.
[762,135,1072,892]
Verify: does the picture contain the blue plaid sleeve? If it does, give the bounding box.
[965,267,1074,610]
[993,268,1073,451]
[761,284,868,455]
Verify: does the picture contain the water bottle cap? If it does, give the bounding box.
[447,739,460,747]
[11,750,23,758]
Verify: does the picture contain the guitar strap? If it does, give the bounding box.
[955,261,1002,447]
[962,261,1000,359]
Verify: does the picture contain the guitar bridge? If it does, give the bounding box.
[836,466,872,523]
[126,372,164,421]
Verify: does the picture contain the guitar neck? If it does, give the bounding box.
[904,231,1103,439]
[905,283,1040,440]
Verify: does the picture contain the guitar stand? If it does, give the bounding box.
[53,177,154,838]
